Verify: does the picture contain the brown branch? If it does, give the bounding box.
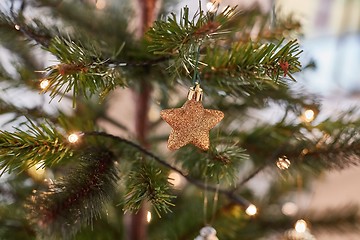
[83,131,251,208]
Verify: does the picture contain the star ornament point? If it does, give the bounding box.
[160,99,224,151]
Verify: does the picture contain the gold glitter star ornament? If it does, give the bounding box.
[160,84,224,151]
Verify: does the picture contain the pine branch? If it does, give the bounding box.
[147,6,238,56]
[201,39,302,97]
[27,148,118,239]
[295,123,360,171]
[83,131,252,208]
[176,144,249,184]
[123,162,175,217]
[0,120,73,176]
[42,37,127,107]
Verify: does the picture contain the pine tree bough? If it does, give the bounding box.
[27,149,118,239]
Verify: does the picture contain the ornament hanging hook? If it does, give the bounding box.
[192,43,202,85]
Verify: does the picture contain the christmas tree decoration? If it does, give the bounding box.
[300,106,319,123]
[283,219,317,240]
[1,1,360,239]
[39,79,50,89]
[67,133,81,143]
[276,156,291,170]
[194,226,219,240]
[245,204,257,216]
[160,84,224,151]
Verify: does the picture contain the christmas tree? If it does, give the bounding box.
[0,0,359,239]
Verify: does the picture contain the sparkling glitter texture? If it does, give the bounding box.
[160,98,224,151]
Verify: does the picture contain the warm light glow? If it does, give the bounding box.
[40,79,50,89]
[295,219,307,233]
[95,0,106,10]
[146,211,152,223]
[168,171,184,188]
[34,161,46,175]
[245,204,257,216]
[302,109,315,122]
[28,160,46,180]
[282,202,298,216]
[276,156,291,170]
[14,24,20,30]
[206,2,218,13]
[68,133,80,143]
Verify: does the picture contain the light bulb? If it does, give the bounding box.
[68,133,80,143]
[40,79,50,89]
[302,109,315,122]
[14,24,20,30]
[295,219,307,233]
[276,156,291,170]
[146,211,152,223]
[245,204,257,216]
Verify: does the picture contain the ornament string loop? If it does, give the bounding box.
[192,43,202,85]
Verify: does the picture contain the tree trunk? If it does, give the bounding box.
[126,1,159,240]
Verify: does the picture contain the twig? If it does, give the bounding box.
[230,145,286,193]
[83,131,251,208]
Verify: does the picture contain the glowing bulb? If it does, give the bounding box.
[14,24,20,30]
[295,219,307,233]
[276,156,291,170]
[68,133,80,143]
[40,79,50,89]
[245,204,257,216]
[282,202,298,216]
[168,171,184,188]
[96,0,106,9]
[302,109,315,122]
[146,211,152,223]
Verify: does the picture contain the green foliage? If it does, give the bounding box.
[147,6,237,55]
[1,0,360,239]
[0,120,73,175]
[147,6,302,89]
[176,143,248,184]
[42,37,126,107]
[294,119,360,171]
[202,39,301,87]
[123,162,175,217]
[27,149,118,239]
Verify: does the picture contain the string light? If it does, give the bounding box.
[14,24,20,30]
[68,133,80,143]
[40,79,50,89]
[146,211,152,223]
[245,204,257,216]
[276,156,291,170]
[301,108,316,123]
[295,219,307,233]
